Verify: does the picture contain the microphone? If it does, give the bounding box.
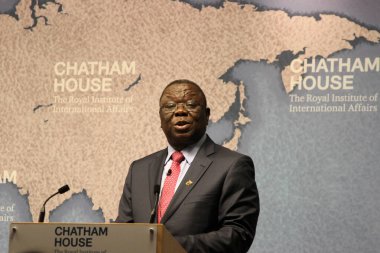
[38,184,70,222]
[149,185,161,223]
[167,169,172,176]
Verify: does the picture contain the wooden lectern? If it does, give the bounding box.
[9,223,186,253]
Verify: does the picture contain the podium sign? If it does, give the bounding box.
[9,223,186,253]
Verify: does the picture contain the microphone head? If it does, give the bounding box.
[154,185,160,194]
[58,184,70,194]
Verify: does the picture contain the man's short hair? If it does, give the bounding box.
[160,79,208,106]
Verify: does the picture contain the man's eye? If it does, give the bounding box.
[164,103,176,109]
[186,101,198,108]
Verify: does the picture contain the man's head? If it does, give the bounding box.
[159,79,210,150]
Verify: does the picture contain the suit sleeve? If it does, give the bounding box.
[115,162,135,223]
[175,156,260,253]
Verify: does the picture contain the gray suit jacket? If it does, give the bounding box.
[116,136,260,253]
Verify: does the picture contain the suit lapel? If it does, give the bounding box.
[161,137,216,223]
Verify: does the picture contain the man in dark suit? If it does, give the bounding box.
[116,79,259,253]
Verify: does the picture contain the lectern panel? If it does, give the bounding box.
[9,223,158,253]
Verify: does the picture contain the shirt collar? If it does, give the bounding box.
[165,134,207,164]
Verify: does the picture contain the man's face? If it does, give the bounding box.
[159,82,210,150]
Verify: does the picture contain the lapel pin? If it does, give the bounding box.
[185,180,193,186]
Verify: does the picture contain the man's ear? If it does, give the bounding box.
[206,107,211,123]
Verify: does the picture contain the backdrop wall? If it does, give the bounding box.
[1,0,379,252]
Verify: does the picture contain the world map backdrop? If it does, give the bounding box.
[0,0,379,252]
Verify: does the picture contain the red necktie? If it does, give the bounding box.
[158,151,184,223]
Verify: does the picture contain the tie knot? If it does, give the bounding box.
[172,151,185,163]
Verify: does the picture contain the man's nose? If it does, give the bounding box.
[174,103,189,116]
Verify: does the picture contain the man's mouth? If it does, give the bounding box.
[174,120,191,130]
[175,120,190,126]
